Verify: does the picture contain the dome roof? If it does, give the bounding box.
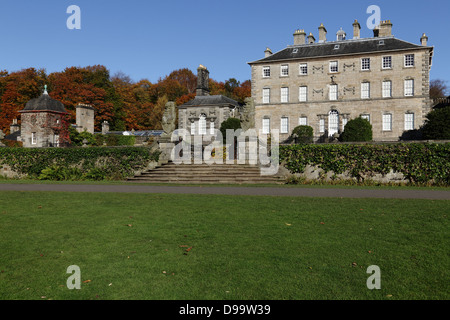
[22,91,66,113]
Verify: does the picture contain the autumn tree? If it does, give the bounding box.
[430,79,448,99]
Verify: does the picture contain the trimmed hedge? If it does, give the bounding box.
[0,147,160,180]
[279,143,450,185]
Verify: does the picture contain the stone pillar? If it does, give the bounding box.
[318,23,327,43]
[353,20,361,39]
[102,121,109,135]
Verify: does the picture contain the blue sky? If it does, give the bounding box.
[0,0,448,89]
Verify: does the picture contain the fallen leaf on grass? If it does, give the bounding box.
[83,280,91,283]
[285,223,292,226]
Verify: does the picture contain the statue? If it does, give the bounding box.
[240,97,255,132]
[161,101,177,137]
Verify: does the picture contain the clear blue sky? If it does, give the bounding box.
[0,0,448,90]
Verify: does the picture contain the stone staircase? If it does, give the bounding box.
[127,162,285,184]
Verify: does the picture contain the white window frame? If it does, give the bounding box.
[190,122,196,135]
[262,118,270,134]
[382,114,392,131]
[404,113,415,131]
[210,121,215,135]
[299,86,307,102]
[299,63,308,75]
[262,66,271,78]
[382,56,392,69]
[281,87,289,103]
[299,116,307,126]
[382,80,392,98]
[329,84,338,101]
[361,82,370,99]
[361,58,371,71]
[199,115,207,135]
[404,79,414,97]
[31,132,37,145]
[280,65,289,77]
[361,114,370,123]
[329,61,338,73]
[319,119,325,133]
[280,117,289,134]
[404,54,415,67]
[263,88,270,104]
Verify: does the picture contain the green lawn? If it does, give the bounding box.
[0,191,448,300]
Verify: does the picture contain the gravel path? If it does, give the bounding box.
[0,183,449,200]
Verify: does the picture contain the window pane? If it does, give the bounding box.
[262,118,270,134]
[329,84,338,100]
[405,54,414,67]
[404,79,414,96]
[383,56,392,69]
[299,86,307,102]
[299,117,307,126]
[361,82,370,99]
[383,114,392,131]
[263,88,270,103]
[281,87,289,103]
[319,119,325,133]
[405,113,414,130]
[281,117,289,134]
[263,67,271,77]
[330,61,338,73]
[281,65,289,76]
[361,58,370,70]
[383,81,392,98]
[299,63,308,75]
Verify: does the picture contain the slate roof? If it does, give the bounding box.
[21,93,67,113]
[248,37,432,64]
[179,95,240,108]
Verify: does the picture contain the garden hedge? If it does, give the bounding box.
[0,147,160,180]
[279,143,450,185]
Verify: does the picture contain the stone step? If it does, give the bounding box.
[127,162,284,184]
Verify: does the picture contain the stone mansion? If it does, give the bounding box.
[248,19,434,141]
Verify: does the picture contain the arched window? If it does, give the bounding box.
[328,110,339,136]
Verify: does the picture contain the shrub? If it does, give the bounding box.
[422,106,450,140]
[279,143,450,186]
[340,117,373,142]
[220,118,241,142]
[291,125,314,144]
[0,147,160,180]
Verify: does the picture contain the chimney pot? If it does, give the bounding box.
[352,19,361,39]
[420,33,428,46]
[264,47,273,57]
[318,23,327,43]
[307,32,315,44]
[293,29,306,45]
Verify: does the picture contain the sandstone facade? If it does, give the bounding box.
[248,20,434,142]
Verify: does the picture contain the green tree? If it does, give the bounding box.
[422,106,450,140]
[291,125,314,144]
[340,117,373,142]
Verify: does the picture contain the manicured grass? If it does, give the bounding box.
[0,191,448,300]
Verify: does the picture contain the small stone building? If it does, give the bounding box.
[19,88,69,148]
[177,65,241,138]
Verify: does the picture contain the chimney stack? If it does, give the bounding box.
[196,65,210,96]
[307,32,315,44]
[293,29,306,45]
[264,47,273,57]
[420,33,428,46]
[318,23,327,43]
[374,20,393,37]
[352,19,361,39]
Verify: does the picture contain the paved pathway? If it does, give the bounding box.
[0,183,449,200]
